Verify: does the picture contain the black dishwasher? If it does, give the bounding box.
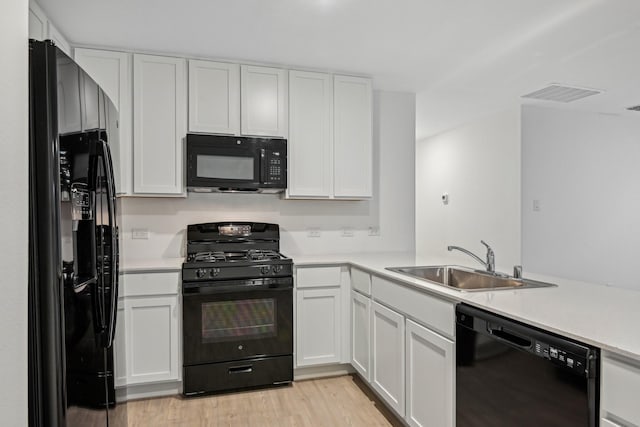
[456,304,599,427]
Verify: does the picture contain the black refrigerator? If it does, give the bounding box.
[28,40,126,427]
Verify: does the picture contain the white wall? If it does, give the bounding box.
[522,105,640,290]
[119,91,415,260]
[415,107,521,271]
[0,0,28,423]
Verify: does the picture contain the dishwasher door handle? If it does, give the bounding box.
[488,325,532,349]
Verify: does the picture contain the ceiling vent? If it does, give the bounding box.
[521,84,602,103]
[626,105,640,112]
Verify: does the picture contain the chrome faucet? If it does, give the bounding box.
[447,240,495,273]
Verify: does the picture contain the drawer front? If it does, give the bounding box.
[121,271,181,297]
[371,275,454,338]
[601,353,640,426]
[296,266,342,288]
[351,268,371,296]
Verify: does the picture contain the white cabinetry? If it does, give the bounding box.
[405,319,454,427]
[287,73,372,200]
[133,54,186,195]
[117,271,181,390]
[601,352,640,427]
[74,48,132,194]
[351,290,371,381]
[287,70,333,198]
[295,266,344,367]
[333,75,373,198]
[28,1,71,56]
[188,60,240,135]
[296,287,342,366]
[371,300,405,417]
[241,65,288,138]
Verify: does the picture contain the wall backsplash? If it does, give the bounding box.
[118,91,416,261]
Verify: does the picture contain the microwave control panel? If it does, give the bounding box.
[264,150,285,184]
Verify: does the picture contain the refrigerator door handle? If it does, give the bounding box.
[98,139,119,348]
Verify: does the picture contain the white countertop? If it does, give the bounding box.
[292,251,640,361]
[120,251,640,360]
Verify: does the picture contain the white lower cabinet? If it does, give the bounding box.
[351,290,371,381]
[601,352,640,427]
[371,301,405,417]
[405,319,454,427]
[296,287,342,366]
[125,295,180,384]
[116,271,181,389]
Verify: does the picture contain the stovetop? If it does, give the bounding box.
[183,222,293,282]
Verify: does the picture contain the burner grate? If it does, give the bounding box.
[192,251,227,263]
[247,249,281,261]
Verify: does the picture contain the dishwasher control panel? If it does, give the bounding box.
[533,340,587,374]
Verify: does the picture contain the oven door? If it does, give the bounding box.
[182,277,293,366]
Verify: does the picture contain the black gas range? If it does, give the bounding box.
[181,222,293,396]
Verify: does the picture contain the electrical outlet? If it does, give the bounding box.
[342,227,354,237]
[132,228,150,239]
[307,228,321,238]
[368,226,380,236]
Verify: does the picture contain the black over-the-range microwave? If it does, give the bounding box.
[186,134,287,193]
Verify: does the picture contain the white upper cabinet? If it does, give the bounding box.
[287,70,333,198]
[28,1,47,41]
[333,75,373,199]
[29,1,72,57]
[241,65,288,138]
[74,48,132,195]
[133,54,186,195]
[188,60,240,135]
[287,73,372,200]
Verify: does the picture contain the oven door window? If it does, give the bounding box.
[196,154,255,181]
[201,298,276,343]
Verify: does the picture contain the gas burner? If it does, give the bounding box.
[247,249,282,261]
[192,251,226,263]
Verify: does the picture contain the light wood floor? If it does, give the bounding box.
[126,375,403,427]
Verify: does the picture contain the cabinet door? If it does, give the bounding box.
[113,299,127,387]
[371,301,405,417]
[28,2,47,40]
[405,319,454,427]
[287,70,333,198]
[601,354,640,426]
[74,48,132,194]
[125,295,180,385]
[133,54,186,194]
[333,75,372,199]
[351,290,371,381]
[241,65,288,137]
[188,60,240,135]
[296,288,341,367]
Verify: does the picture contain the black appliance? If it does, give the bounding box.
[182,222,293,396]
[28,40,126,426]
[186,133,287,193]
[456,304,599,427]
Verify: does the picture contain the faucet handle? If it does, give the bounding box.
[513,265,522,279]
[480,240,493,253]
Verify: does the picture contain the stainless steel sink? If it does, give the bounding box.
[385,265,556,291]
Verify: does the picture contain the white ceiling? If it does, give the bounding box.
[39,0,640,139]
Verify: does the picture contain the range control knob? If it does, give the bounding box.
[210,268,220,277]
[261,266,271,275]
[196,268,207,279]
[273,265,283,273]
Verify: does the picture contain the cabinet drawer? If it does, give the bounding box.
[351,268,371,296]
[296,266,342,288]
[601,353,640,425]
[371,275,454,338]
[121,271,181,297]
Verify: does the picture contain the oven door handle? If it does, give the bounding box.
[183,282,292,295]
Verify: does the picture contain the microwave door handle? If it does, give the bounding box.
[98,139,119,348]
